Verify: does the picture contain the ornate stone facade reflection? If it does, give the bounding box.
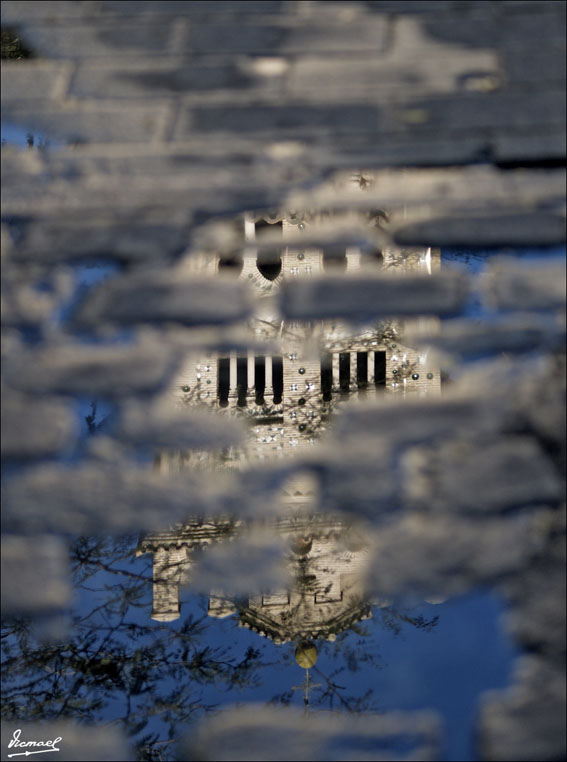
[141,176,441,639]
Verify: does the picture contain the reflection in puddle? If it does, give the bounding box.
[2,191,558,761]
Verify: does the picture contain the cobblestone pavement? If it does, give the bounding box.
[1,2,565,761]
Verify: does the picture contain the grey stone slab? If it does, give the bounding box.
[389,89,566,133]
[288,46,499,101]
[188,528,291,597]
[500,531,566,659]
[500,43,566,86]
[1,459,245,535]
[407,314,566,358]
[8,215,192,265]
[491,130,567,162]
[73,272,253,329]
[1,1,100,23]
[3,335,180,398]
[186,19,388,55]
[1,102,171,144]
[477,655,566,762]
[483,259,567,311]
[402,436,563,515]
[185,104,382,135]
[180,705,442,762]
[114,399,245,449]
[334,395,502,448]
[70,60,255,99]
[2,21,182,59]
[392,212,567,247]
[280,271,469,320]
[367,512,547,598]
[1,391,77,459]
[0,722,131,762]
[305,443,399,522]
[0,61,71,100]
[99,1,286,14]
[1,535,71,615]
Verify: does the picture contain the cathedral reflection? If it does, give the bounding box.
[140,175,443,662]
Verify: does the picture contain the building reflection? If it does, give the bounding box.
[140,180,443,655]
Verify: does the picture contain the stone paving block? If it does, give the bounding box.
[477,655,567,762]
[99,0,286,15]
[188,528,292,597]
[3,21,183,60]
[7,214,193,265]
[389,89,566,133]
[366,512,547,598]
[491,130,567,163]
[334,395,501,448]
[1,535,71,615]
[280,271,469,320]
[70,59,255,99]
[305,443,399,522]
[483,259,567,311]
[1,101,172,145]
[73,272,253,329]
[185,18,389,55]
[183,104,382,136]
[0,61,71,101]
[402,436,563,515]
[500,42,566,86]
[406,314,566,359]
[1,390,77,459]
[288,49,499,101]
[1,1,100,23]
[1,459,244,535]
[392,211,567,247]
[0,722,131,762]
[500,532,566,659]
[3,334,179,398]
[180,705,443,762]
[114,398,245,450]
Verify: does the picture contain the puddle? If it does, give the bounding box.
[2,202,564,761]
[1,532,517,762]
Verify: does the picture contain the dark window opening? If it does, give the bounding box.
[255,219,282,235]
[374,351,386,387]
[256,257,282,281]
[236,356,247,407]
[272,356,283,405]
[323,251,347,272]
[357,352,368,389]
[373,250,384,266]
[218,255,243,276]
[339,353,350,394]
[321,353,332,402]
[218,358,230,407]
[255,357,265,405]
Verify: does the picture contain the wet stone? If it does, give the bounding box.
[281,271,469,320]
[366,512,548,598]
[3,335,179,398]
[402,436,563,515]
[114,398,245,450]
[483,259,567,312]
[406,314,566,359]
[1,390,77,459]
[1,460,245,535]
[180,705,443,762]
[73,272,253,329]
[498,529,566,660]
[477,655,567,762]
[1,535,71,616]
